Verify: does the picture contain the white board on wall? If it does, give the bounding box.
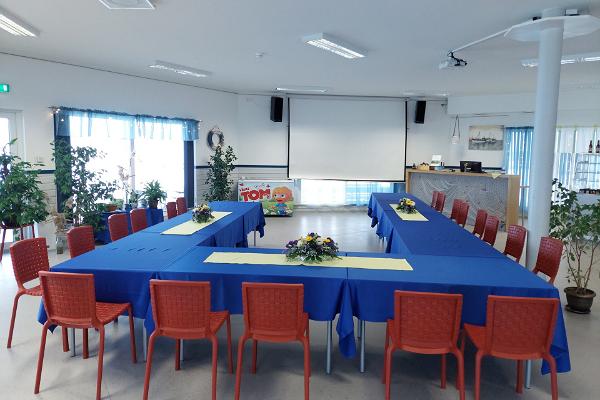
[288,96,406,181]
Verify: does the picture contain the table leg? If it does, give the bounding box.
[254,230,257,247]
[70,328,76,357]
[357,319,362,340]
[525,360,532,389]
[142,324,148,362]
[360,320,366,373]
[180,340,184,362]
[326,320,332,374]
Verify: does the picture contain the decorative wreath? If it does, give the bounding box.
[207,126,225,150]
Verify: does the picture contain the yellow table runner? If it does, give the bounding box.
[388,204,428,221]
[204,252,413,271]
[161,212,232,235]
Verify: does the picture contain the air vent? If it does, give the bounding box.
[98,0,154,10]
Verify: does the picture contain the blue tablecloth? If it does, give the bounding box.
[346,252,570,374]
[368,193,505,258]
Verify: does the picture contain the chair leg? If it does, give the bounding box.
[301,337,310,400]
[516,360,524,393]
[96,327,105,400]
[7,292,23,348]
[441,354,447,389]
[62,327,70,352]
[127,306,137,363]
[234,336,248,400]
[384,346,394,400]
[453,349,465,400]
[474,351,483,400]
[175,339,181,371]
[382,322,391,384]
[543,354,559,400]
[143,332,158,400]
[211,336,219,400]
[251,340,258,374]
[226,315,233,374]
[34,322,51,394]
[83,329,89,359]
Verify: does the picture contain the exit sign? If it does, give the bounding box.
[0,84,9,93]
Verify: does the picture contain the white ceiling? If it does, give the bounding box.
[0,0,599,97]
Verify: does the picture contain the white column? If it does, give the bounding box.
[526,8,564,268]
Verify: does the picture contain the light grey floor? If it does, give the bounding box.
[0,209,598,399]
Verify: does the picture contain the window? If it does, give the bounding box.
[503,127,533,212]
[300,179,394,206]
[0,112,16,243]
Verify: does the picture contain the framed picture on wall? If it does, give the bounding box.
[468,125,504,151]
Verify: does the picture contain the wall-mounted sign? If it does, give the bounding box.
[468,125,504,151]
[0,84,9,93]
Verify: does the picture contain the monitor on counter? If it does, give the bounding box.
[460,161,482,173]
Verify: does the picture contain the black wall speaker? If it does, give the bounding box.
[270,96,284,122]
[414,100,426,124]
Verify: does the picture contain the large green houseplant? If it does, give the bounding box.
[204,145,237,201]
[550,179,600,313]
[0,140,48,230]
[53,141,116,231]
[141,180,167,209]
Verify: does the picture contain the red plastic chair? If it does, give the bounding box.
[143,280,232,400]
[67,225,95,258]
[108,213,129,242]
[431,191,439,207]
[176,197,188,215]
[462,295,560,400]
[532,237,563,284]
[503,225,527,263]
[482,216,499,246]
[450,199,462,221]
[35,271,136,400]
[235,283,310,400]
[130,208,148,233]
[455,201,470,228]
[166,201,177,219]
[7,238,69,350]
[472,209,488,237]
[382,291,465,400]
[435,192,446,212]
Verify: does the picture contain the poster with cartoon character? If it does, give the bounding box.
[238,180,295,216]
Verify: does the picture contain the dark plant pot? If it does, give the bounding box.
[564,287,596,314]
[148,200,158,209]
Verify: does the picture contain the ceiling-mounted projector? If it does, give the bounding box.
[439,52,468,69]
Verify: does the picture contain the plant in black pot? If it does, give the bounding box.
[550,179,600,314]
[141,180,167,209]
[0,140,49,231]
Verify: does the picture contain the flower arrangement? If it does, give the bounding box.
[396,198,417,213]
[192,204,214,223]
[285,232,340,263]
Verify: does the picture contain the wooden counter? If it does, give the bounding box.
[406,169,520,228]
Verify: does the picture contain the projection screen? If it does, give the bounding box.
[288,96,406,181]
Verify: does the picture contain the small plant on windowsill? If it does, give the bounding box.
[285,233,340,263]
[192,204,213,224]
[141,180,167,209]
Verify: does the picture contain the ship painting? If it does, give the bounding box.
[468,125,504,151]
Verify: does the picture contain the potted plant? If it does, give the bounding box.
[141,180,167,209]
[204,145,237,201]
[0,140,49,231]
[128,190,140,209]
[550,179,600,313]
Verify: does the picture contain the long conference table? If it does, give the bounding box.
[38,194,570,383]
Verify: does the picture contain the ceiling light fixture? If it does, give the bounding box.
[0,6,39,37]
[521,52,600,67]
[276,86,328,93]
[98,0,155,10]
[302,33,366,59]
[149,61,211,78]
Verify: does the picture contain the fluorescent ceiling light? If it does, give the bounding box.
[522,52,600,67]
[302,33,366,59]
[98,0,155,9]
[0,7,39,37]
[276,86,328,93]
[149,61,211,78]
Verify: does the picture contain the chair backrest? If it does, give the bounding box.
[10,238,50,289]
[108,213,129,242]
[532,237,563,284]
[472,209,488,237]
[430,191,439,207]
[503,225,527,262]
[67,225,95,258]
[435,192,446,212]
[149,280,211,338]
[456,201,470,227]
[176,197,187,215]
[392,291,463,352]
[166,202,177,219]
[38,271,98,328]
[450,199,462,221]
[130,208,148,233]
[484,295,559,358]
[242,282,305,339]
[482,215,499,246]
